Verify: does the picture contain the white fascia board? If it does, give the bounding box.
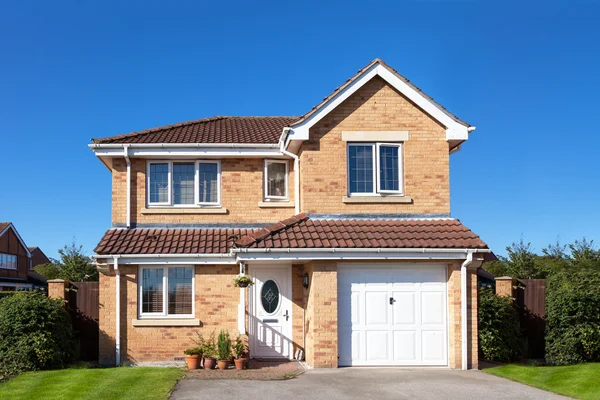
[0,224,32,258]
[287,63,470,142]
[90,147,286,159]
[94,253,236,265]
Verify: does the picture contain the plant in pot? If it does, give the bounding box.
[201,332,218,370]
[217,330,232,370]
[232,274,254,288]
[232,335,248,370]
[183,347,202,370]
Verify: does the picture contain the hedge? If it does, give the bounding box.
[479,287,522,362]
[545,269,600,365]
[0,291,75,380]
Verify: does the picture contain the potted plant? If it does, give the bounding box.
[183,347,202,370]
[232,336,247,370]
[232,274,254,288]
[217,330,231,370]
[201,332,218,369]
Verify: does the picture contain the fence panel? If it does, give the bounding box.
[68,281,99,361]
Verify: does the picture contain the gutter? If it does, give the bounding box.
[279,128,300,214]
[89,143,280,149]
[461,251,474,370]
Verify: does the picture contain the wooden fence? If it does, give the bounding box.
[515,279,546,359]
[67,282,99,361]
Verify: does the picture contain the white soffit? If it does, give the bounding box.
[287,63,471,143]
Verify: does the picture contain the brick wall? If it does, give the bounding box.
[300,76,450,215]
[98,264,241,365]
[111,158,295,226]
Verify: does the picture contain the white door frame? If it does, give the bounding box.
[248,263,293,359]
[337,263,449,366]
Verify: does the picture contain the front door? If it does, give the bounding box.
[250,266,292,358]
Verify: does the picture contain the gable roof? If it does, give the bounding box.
[91,116,298,145]
[0,222,32,258]
[292,58,470,129]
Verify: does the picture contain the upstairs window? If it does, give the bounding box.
[139,266,194,318]
[0,253,17,270]
[347,143,403,196]
[264,160,288,201]
[147,161,221,207]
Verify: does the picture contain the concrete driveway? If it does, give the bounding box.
[171,368,570,400]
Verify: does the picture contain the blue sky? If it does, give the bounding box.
[1,1,599,259]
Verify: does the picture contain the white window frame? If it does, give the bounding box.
[195,160,222,206]
[146,160,222,207]
[347,142,404,196]
[263,159,289,201]
[0,253,17,270]
[138,265,195,319]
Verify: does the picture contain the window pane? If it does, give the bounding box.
[168,267,193,315]
[379,146,400,191]
[173,163,195,205]
[198,163,219,203]
[142,268,164,313]
[149,163,169,203]
[261,279,280,314]
[348,145,373,193]
[266,162,286,197]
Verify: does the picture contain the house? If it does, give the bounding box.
[90,59,490,370]
[0,223,48,290]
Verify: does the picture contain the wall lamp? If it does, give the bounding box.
[302,273,309,289]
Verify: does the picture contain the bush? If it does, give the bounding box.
[217,330,231,361]
[0,291,75,380]
[479,287,522,361]
[545,269,600,365]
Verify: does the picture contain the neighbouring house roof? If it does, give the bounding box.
[290,58,471,129]
[0,222,32,258]
[0,222,9,232]
[28,246,51,267]
[91,116,299,145]
[94,216,487,255]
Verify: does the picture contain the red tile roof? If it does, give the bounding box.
[91,116,299,145]
[94,216,487,255]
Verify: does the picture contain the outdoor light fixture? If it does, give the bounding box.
[302,273,309,289]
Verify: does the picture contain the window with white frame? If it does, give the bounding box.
[264,160,288,200]
[347,143,403,195]
[147,161,221,207]
[0,253,17,270]
[139,266,194,318]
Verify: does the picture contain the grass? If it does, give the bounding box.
[0,367,182,400]
[484,363,600,400]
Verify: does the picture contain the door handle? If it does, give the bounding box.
[283,310,289,321]
[389,297,395,305]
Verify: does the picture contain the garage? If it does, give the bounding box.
[338,264,448,366]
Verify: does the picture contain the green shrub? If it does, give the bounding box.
[217,330,231,361]
[0,291,75,380]
[479,287,522,361]
[545,269,600,365]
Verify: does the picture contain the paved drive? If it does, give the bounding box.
[172,368,570,400]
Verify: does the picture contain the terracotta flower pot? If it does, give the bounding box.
[203,357,217,369]
[217,360,230,370]
[185,354,201,370]
[234,358,247,370]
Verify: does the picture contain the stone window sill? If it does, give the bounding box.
[342,195,413,204]
[132,319,201,327]
[258,201,295,208]
[141,207,227,215]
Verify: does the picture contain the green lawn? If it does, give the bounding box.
[0,367,182,400]
[484,363,600,400]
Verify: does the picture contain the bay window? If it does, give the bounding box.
[147,160,221,207]
[139,266,194,318]
[347,143,403,196]
[264,160,288,200]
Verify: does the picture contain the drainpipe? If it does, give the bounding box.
[280,128,300,215]
[461,252,473,370]
[238,262,246,334]
[123,145,131,228]
[113,256,121,366]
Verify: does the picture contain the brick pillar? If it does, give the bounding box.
[47,279,70,299]
[495,276,516,298]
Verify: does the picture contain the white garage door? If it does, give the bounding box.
[338,264,448,366]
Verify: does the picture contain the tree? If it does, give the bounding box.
[483,239,543,279]
[34,242,98,282]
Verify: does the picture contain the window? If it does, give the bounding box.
[147,161,221,207]
[139,266,194,318]
[264,160,288,200]
[0,253,17,270]
[347,143,403,195]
